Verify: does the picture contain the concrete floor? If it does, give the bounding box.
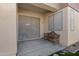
[17,39,65,56]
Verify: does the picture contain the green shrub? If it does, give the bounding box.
[49,51,79,56]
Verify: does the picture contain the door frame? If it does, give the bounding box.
[18,15,41,41]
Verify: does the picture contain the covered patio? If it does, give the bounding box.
[17,3,66,56]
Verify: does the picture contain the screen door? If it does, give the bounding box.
[18,15,40,41]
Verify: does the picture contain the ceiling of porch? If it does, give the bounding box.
[18,3,68,14]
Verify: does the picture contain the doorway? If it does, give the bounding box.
[18,15,40,41]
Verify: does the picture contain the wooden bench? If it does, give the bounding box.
[44,31,60,44]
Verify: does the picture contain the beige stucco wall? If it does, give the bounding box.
[44,7,79,46]
[0,3,17,55]
[18,9,45,38]
[68,7,79,46]
[44,7,69,46]
[0,4,79,56]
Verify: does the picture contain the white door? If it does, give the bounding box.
[18,15,40,41]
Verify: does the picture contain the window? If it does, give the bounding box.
[53,11,63,31]
[48,11,63,31]
[70,9,75,31]
[48,14,54,31]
